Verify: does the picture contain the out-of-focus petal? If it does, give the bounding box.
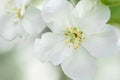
[22,6,46,35]
[0,14,17,40]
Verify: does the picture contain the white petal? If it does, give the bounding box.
[0,14,17,40]
[75,0,110,34]
[22,6,46,35]
[42,0,73,32]
[50,46,73,65]
[61,46,97,80]
[82,24,119,58]
[13,0,30,6]
[115,28,120,46]
[34,32,71,65]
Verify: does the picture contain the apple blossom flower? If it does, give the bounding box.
[34,0,119,80]
[0,0,46,40]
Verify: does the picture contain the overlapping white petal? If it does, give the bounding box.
[35,32,72,65]
[42,0,73,32]
[22,6,46,35]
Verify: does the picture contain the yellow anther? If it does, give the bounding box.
[16,9,21,18]
[5,0,22,19]
[64,26,85,50]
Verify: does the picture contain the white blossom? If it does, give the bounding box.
[34,0,119,80]
[0,0,46,40]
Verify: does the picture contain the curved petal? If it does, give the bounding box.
[0,14,17,40]
[61,46,97,80]
[42,0,73,32]
[13,0,30,6]
[82,24,119,58]
[34,32,72,65]
[22,6,46,35]
[75,0,110,34]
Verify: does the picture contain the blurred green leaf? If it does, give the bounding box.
[101,0,120,6]
[29,0,43,6]
[68,0,80,6]
[108,5,120,28]
[0,51,22,80]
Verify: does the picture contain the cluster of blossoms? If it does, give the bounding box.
[0,0,46,40]
[0,0,120,80]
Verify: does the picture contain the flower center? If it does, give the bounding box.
[5,0,22,19]
[64,27,85,49]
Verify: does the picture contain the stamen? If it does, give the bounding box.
[64,27,85,50]
[5,0,22,19]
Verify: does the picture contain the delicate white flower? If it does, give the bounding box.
[34,0,119,80]
[0,0,46,40]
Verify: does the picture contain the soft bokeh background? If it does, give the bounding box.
[0,0,120,80]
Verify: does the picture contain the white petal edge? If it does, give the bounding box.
[61,46,97,80]
[0,14,17,40]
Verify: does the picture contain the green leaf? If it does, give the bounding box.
[108,5,120,28]
[101,0,120,6]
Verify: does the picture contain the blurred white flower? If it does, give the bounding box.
[0,0,46,40]
[34,0,119,80]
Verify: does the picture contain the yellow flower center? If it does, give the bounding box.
[64,27,85,49]
[5,0,22,19]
